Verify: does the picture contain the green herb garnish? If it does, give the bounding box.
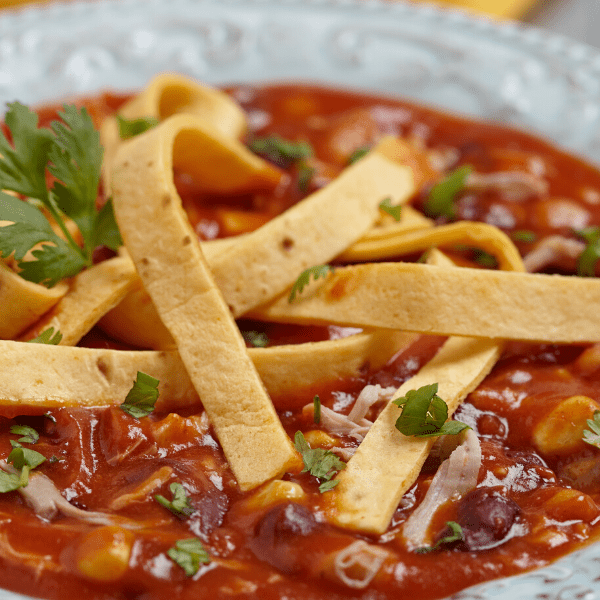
[155,482,194,518]
[297,162,316,192]
[249,135,312,167]
[294,431,345,493]
[120,372,159,419]
[313,395,321,424]
[8,440,46,487]
[167,538,210,576]
[393,383,471,438]
[116,114,159,139]
[347,146,370,165]
[0,102,122,287]
[379,197,402,222]
[575,227,600,277]
[473,249,498,268]
[423,165,472,219]
[10,425,39,445]
[242,330,269,348]
[288,264,334,302]
[416,521,464,553]
[26,327,62,345]
[511,230,537,243]
[583,410,600,447]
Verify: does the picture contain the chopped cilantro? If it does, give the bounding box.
[473,249,498,268]
[10,425,39,445]
[423,165,472,219]
[416,521,464,553]
[0,102,122,287]
[8,441,46,487]
[248,135,312,167]
[155,482,194,518]
[393,383,471,438]
[167,538,210,576]
[511,230,537,243]
[288,264,334,302]
[347,146,370,165]
[379,197,402,222]
[26,327,62,345]
[116,114,159,139]
[297,162,315,192]
[294,431,345,493]
[575,226,600,277]
[313,395,321,425]
[583,410,600,448]
[0,471,23,493]
[120,372,159,419]
[242,330,269,348]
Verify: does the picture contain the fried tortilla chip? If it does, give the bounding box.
[0,262,68,340]
[19,254,138,346]
[111,118,301,491]
[252,261,600,343]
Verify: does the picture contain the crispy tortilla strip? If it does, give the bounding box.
[0,262,68,340]
[330,334,501,534]
[252,261,600,343]
[209,136,415,316]
[111,121,300,491]
[0,331,415,412]
[19,255,138,346]
[339,221,525,272]
[359,205,433,244]
[101,73,247,191]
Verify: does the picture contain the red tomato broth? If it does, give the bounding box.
[1,84,600,599]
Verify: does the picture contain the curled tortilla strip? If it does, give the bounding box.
[112,121,301,492]
[19,254,138,346]
[359,205,433,244]
[252,261,600,343]
[0,331,415,413]
[329,334,501,534]
[0,262,68,340]
[339,221,525,272]
[101,73,247,190]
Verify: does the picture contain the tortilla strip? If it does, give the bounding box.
[252,261,600,343]
[359,205,433,244]
[0,262,68,340]
[111,120,302,491]
[101,73,247,191]
[0,331,416,412]
[328,335,501,534]
[18,255,138,346]
[339,221,525,272]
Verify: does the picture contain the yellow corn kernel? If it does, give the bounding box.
[304,430,339,448]
[244,480,306,510]
[532,395,600,455]
[75,526,134,582]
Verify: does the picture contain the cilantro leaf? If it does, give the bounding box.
[424,165,472,219]
[347,146,370,165]
[288,264,334,302]
[249,135,312,167]
[583,410,600,447]
[0,470,24,493]
[393,383,471,438]
[294,431,345,492]
[155,482,194,518]
[473,249,498,268]
[116,114,159,139]
[10,425,39,445]
[27,327,63,345]
[93,197,123,251]
[242,330,269,348]
[511,230,537,243]
[120,371,160,419]
[313,395,321,424]
[416,521,464,553]
[297,162,315,192]
[318,479,340,493]
[379,197,402,221]
[8,442,46,470]
[167,538,210,576]
[575,227,600,277]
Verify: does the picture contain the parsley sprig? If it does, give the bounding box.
[120,372,160,419]
[155,482,194,518]
[0,102,122,287]
[294,431,345,493]
[288,264,334,302]
[393,383,471,438]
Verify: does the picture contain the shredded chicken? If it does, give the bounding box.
[333,540,390,589]
[402,429,481,549]
[465,171,548,201]
[523,235,585,273]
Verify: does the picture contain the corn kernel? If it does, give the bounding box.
[75,526,134,582]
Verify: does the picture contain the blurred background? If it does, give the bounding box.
[0,0,597,47]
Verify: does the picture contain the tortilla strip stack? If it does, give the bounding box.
[252,261,600,343]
